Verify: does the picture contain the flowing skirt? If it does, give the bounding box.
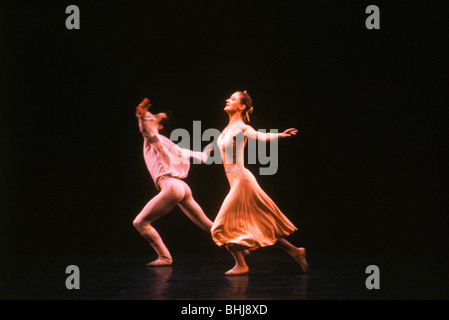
[211,167,297,250]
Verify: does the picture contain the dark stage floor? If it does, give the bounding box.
[1,250,448,300]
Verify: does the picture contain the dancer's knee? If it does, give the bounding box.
[132,218,141,231]
[133,217,149,232]
[133,219,162,244]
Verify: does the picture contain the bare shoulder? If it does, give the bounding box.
[239,122,254,133]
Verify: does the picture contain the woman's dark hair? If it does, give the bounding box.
[237,90,254,123]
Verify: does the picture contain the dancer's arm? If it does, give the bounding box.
[138,117,160,143]
[242,124,298,142]
[136,106,160,144]
[176,142,214,164]
[178,148,207,163]
[135,98,170,159]
[203,142,214,157]
[138,117,173,164]
[135,97,166,143]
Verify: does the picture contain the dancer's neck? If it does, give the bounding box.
[227,113,243,127]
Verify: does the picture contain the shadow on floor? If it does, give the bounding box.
[1,249,448,300]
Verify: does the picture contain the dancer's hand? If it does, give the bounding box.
[136,98,152,117]
[200,152,208,164]
[203,143,214,157]
[279,128,298,138]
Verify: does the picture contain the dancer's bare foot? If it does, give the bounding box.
[225,265,249,276]
[291,247,309,272]
[146,257,172,267]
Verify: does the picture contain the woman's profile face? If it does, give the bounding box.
[224,92,244,113]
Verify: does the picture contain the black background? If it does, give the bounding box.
[1,1,448,267]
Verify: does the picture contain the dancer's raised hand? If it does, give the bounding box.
[136,98,152,117]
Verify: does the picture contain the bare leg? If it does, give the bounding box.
[177,182,213,232]
[275,238,309,272]
[147,239,172,267]
[225,245,249,276]
[177,184,250,257]
[133,179,186,266]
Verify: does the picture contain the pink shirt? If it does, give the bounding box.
[139,113,189,190]
[143,134,190,189]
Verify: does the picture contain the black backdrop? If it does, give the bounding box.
[1,1,448,262]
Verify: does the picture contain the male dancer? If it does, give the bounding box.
[133,98,213,266]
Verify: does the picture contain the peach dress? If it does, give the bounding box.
[211,126,297,250]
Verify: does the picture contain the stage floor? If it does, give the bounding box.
[1,249,448,300]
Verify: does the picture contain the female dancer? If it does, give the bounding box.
[134,98,213,266]
[208,91,309,275]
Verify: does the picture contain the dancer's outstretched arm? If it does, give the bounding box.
[242,124,298,142]
[177,143,214,164]
[136,98,171,163]
[136,98,159,142]
[178,148,207,163]
[138,116,159,142]
[202,142,215,158]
